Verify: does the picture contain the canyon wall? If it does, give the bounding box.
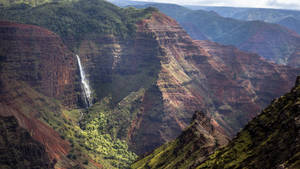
[0,21,77,161]
[77,12,299,154]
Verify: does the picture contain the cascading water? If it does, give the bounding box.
[76,54,92,107]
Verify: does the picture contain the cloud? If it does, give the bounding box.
[267,0,300,10]
[133,0,300,10]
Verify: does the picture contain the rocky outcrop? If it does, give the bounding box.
[131,111,229,169]
[0,116,55,168]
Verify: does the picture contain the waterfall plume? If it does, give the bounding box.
[76,54,92,107]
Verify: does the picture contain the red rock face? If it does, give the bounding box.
[0,21,77,106]
[0,21,75,160]
[127,12,299,154]
[234,23,300,67]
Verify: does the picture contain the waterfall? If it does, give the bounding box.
[76,55,92,107]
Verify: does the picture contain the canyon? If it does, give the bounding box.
[0,0,299,168]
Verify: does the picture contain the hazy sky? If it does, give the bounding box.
[134,0,300,10]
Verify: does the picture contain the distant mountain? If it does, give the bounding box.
[107,0,147,7]
[132,76,300,169]
[190,6,300,35]
[134,3,300,67]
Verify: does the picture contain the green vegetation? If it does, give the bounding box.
[0,0,51,7]
[0,0,78,7]
[41,103,138,168]
[197,77,300,169]
[0,0,157,50]
[0,0,161,167]
[81,88,145,141]
[0,116,53,168]
[0,79,137,168]
[131,111,229,169]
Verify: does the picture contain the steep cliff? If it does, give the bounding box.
[0,1,158,167]
[0,21,78,106]
[0,21,75,161]
[132,76,300,169]
[123,12,299,154]
[0,20,139,169]
[134,3,300,67]
[131,111,229,169]
[0,116,55,168]
[79,11,299,156]
[197,76,300,169]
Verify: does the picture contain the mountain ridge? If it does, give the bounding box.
[132,3,300,67]
[131,110,229,169]
[132,76,300,169]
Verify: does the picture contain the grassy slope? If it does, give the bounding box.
[197,77,300,169]
[0,116,54,168]
[131,111,229,169]
[131,77,300,169]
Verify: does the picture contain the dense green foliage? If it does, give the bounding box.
[2,81,137,168]
[0,0,157,50]
[197,77,300,169]
[0,43,139,169]
[0,0,55,7]
[0,78,138,168]
[81,89,144,139]
[41,102,138,168]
